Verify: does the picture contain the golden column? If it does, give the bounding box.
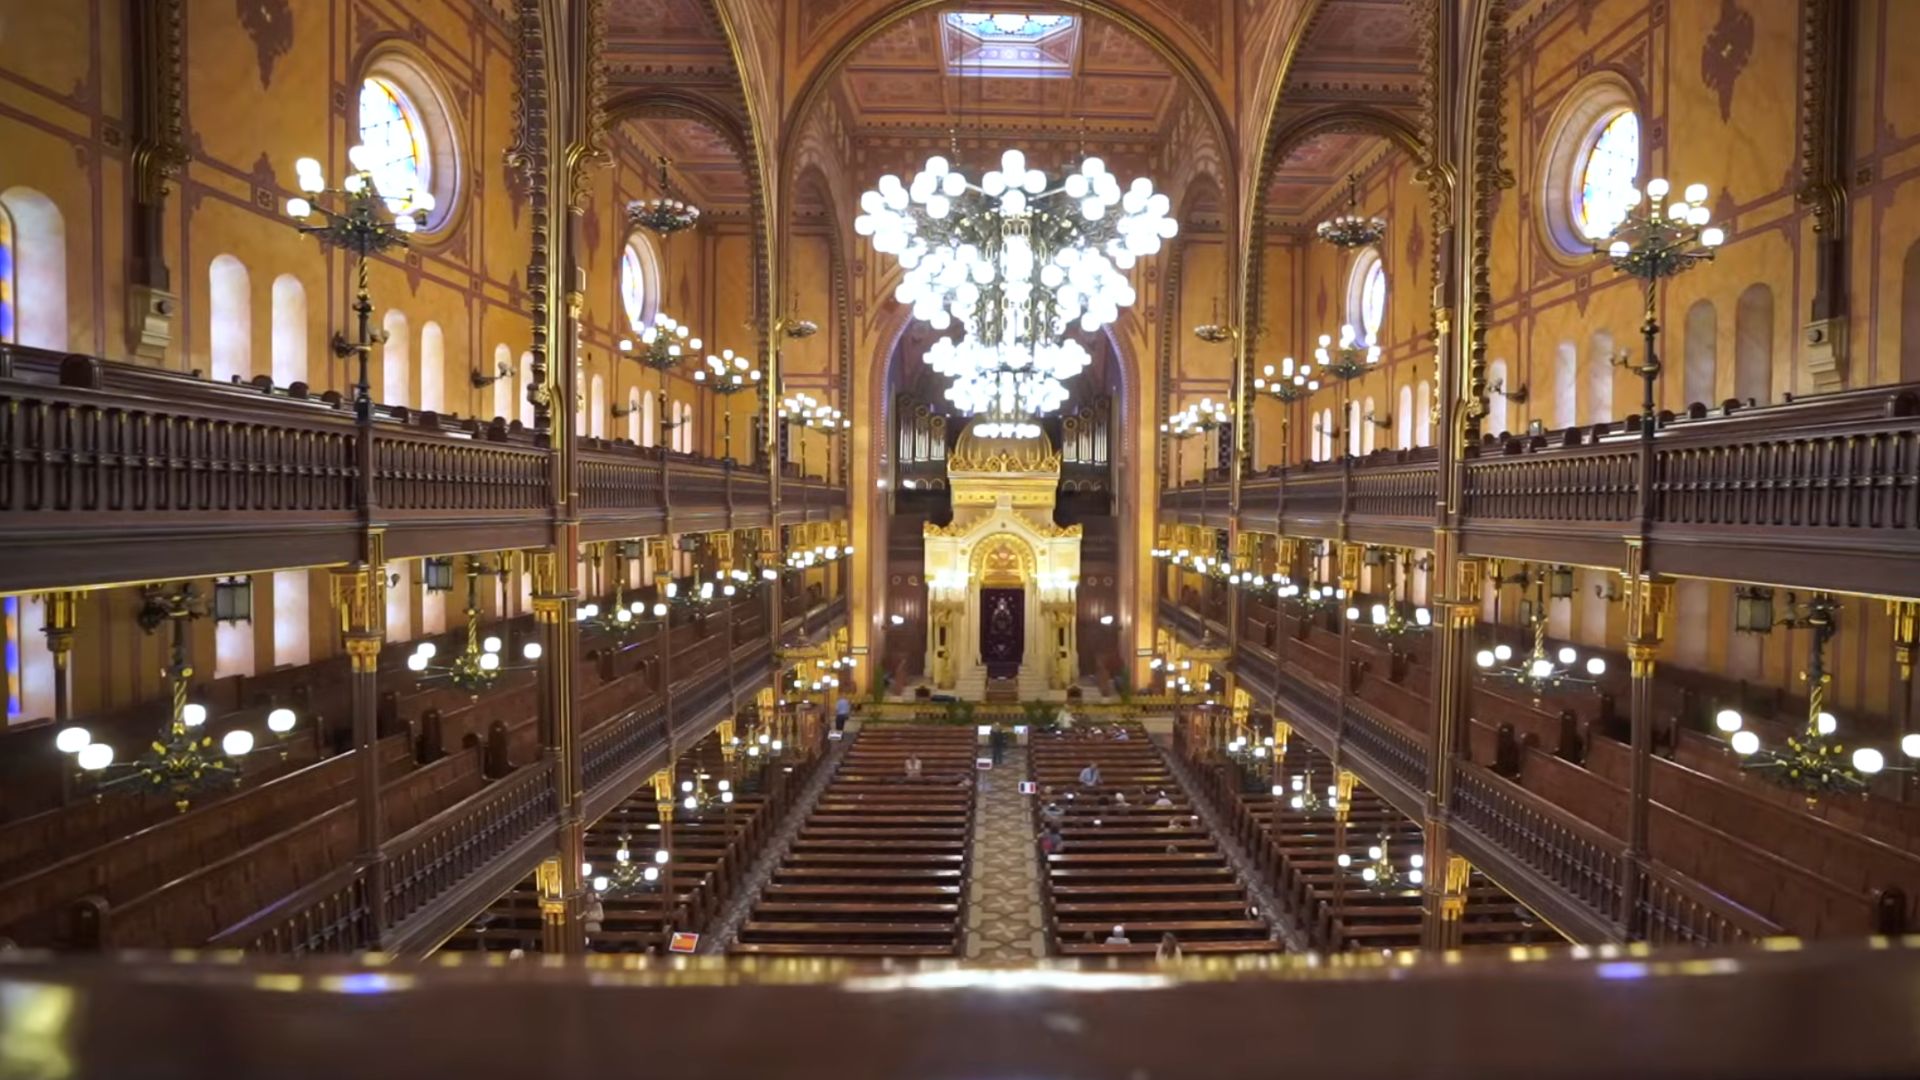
[330,542,389,939]
[1621,547,1672,936]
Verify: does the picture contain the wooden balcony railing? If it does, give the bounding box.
[1164,597,1777,946]
[1164,384,1920,598]
[0,344,847,592]
[209,594,849,955]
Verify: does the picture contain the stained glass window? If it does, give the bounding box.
[0,206,14,344]
[947,13,1073,40]
[621,244,647,333]
[1575,110,1639,241]
[358,77,429,210]
[1360,259,1386,344]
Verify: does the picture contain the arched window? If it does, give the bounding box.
[1586,330,1614,424]
[1487,360,1510,434]
[0,203,13,343]
[1415,381,1432,448]
[641,388,657,447]
[627,388,642,443]
[0,188,66,350]
[518,350,535,428]
[273,570,310,668]
[271,274,307,386]
[209,255,251,384]
[589,374,607,438]
[1553,342,1578,429]
[1396,383,1413,449]
[677,401,694,454]
[358,77,430,212]
[382,309,411,407]
[486,345,510,421]
[384,562,412,644]
[1575,111,1639,241]
[1734,284,1772,405]
[1319,407,1333,462]
[620,238,662,335]
[1361,396,1377,454]
[1904,242,1920,383]
[1346,400,1361,457]
[419,321,445,414]
[1347,249,1386,346]
[1683,301,1716,406]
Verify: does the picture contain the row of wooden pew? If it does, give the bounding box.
[1030,724,1281,956]
[732,725,978,958]
[1188,738,1565,951]
[439,729,811,954]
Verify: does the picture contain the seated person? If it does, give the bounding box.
[904,754,923,779]
[1112,791,1128,806]
[1104,924,1131,946]
[1041,801,1066,824]
[1113,728,1131,741]
[1078,762,1102,788]
[1153,790,1175,808]
[1039,826,1066,855]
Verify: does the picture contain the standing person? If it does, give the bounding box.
[583,894,605,950]
[1054,704,1077,733]
[834,694,851,734]
[989,723,1007,766]
[1156,933,1183,962]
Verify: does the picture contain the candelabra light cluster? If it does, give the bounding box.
[779,392,849,430]
[1598,178,1725,280]
[619,313,701,371]
[1473,615,1606,693]
[1337,835,1424,890]
[1316,174,1386,251]
[59,587,298,812]
[1148,655,1195,697]
[1254,356,1320,401]
[1314,324,1381,381]
[694,348,763,391]
[1710,595,1914,796]
[1161,398,1230,437]
[785,542,854,571]
[1275,770,1341,814]
[628,156,702,236]
[587,836,671,896]
[1345,600,1433,642]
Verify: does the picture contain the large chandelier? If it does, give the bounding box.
[628,156,701,236]
[1316,173,1386,250]
[855,149,1175,417]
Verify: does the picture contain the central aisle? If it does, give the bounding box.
[962,745,1047,961]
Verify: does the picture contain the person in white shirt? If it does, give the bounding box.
[1104,924,1130,946]
[1054,706,1077,732]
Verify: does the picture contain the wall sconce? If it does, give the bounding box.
[212,576,253,624]
[1490,377,1529,403]
[1364,410,1393,430]
[1547,566,1575,600]
[1735,586,1775,634]
[1099,615,1115,626]
[1593,578,1622,602]
[423,557,455,593]
[470,355,512,389]
[889,614,905,626]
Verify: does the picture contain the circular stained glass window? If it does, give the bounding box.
[358,77,430,209]
[1574,110,1640,241]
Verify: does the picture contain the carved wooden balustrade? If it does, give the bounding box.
[204,587,843,956]
[1163,385,1920,599]
[1169,597,1779,946]
[0,344,847,593]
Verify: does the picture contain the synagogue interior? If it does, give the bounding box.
[2,0,1920,1075]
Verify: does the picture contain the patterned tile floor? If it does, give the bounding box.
[962,746,1049,961]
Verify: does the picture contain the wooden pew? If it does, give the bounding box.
[733,725,976,958]
[1031,723,1279,957]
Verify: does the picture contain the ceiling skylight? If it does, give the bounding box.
[946,13,1075,42]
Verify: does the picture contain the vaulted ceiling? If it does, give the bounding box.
[599,0,1423,225]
